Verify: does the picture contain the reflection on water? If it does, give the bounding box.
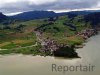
[0,34,100,75]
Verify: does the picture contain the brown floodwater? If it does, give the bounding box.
[0,34,100,75]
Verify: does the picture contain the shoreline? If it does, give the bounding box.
[0,28,99,58]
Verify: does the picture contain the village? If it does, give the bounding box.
[34,27,98,57]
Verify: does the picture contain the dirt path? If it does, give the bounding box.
[12,42,38,50]
[0,42,38,50]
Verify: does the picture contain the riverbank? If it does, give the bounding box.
[30,28,98,58]
[0,28,98,58]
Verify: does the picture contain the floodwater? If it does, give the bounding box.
[0,34,100,75]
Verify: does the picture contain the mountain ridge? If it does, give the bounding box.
[9,10,92,20]
[0,12,8,21]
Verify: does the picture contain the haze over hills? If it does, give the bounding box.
[7,10,100,20]
[8,10,92,20]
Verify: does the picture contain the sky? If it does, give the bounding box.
[0,0,100,15]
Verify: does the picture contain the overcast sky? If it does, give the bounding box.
[0,0,100,15]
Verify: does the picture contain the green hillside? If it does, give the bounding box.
[0,15,97,56]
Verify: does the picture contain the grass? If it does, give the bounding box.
[67,36,84,45]
[1,43,16,49]
[0,44,42,55]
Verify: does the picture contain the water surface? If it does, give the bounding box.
[0,34,100,75]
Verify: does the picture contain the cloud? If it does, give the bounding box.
[0,0,57,6]
[29,0,57,5]
[0,0,100,15]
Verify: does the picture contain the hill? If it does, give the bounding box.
[9,11,59,20]
[0,12,8,22]
[9,10,93,21]
[0,11,99,57]
[84,12,100,27]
